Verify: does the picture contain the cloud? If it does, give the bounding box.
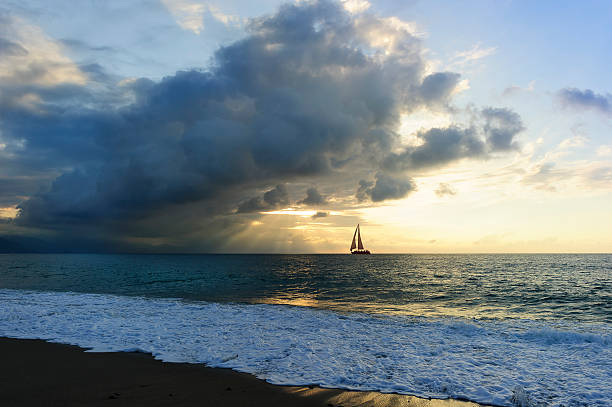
[263,184,289,207]
[517,125,612,194]
[235,197,269,214]
[311,211,329,218]
[59,38,115,54]
[207,5,241,26]
[356,173,415,202]
[382,107,523,172]
[161,0,207,34]
[481,107,523,151]
[355,180,374,202]
[236,185,289,213]
[435,182,456,197]
[0,0,524,252]
[419,72,461,105]
[383,126,484,172]
[587,166,612,184]
[0,15,86,87]
[11,1,444,223]
[161,0,241,34]
[341,0,371,14]
[502,80,535,97]
[558,134,588,150]
[521,159,612,193]
[557,88,611,115]
[0,37,28,56]
[0,175,48,208]
[450,42,497,67]
[298,187,327,206]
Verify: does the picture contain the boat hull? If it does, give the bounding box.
[351,250,371,254]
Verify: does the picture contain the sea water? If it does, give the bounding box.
[0,254,610,406]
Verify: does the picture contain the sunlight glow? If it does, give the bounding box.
[0,206,19,219]
[262,209,342,217]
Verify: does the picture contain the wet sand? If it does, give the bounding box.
[0,337,485,407]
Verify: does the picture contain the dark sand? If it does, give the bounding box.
[0,337,484,407]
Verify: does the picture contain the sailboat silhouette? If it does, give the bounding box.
[350,224,371,254]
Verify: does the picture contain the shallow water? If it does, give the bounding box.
[0,254,610,406]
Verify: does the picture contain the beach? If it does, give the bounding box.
[0,337,484,407]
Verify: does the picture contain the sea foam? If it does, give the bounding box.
[0,289,610,406]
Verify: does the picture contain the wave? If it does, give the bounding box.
[0,289,610,406]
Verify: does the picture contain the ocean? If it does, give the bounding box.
[0,254,610,406]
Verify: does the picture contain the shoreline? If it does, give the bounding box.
[0,337,487,407]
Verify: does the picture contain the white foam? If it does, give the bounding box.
[0,289,610,406]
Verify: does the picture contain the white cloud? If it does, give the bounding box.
[450,42,497,67]
[341,0,371,14]
[0,16,86,87]
[558,135,588,150]
[208,5,241,26]
[161,0,241,34]
[353,13,423,60]
[451,78,470,95]
[161,0,206,34]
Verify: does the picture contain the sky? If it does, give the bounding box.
[0,0,611,253]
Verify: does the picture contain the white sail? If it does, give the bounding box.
[357,224,364,250]
[350,226,357,251]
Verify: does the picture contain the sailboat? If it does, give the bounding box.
[350,224,371,254]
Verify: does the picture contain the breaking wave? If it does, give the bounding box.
[0,289,610,406]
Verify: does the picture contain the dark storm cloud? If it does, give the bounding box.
[0,0,523,251]
[419,72,460,105]
[8,1,440,222]
[482,107,523,151]
[235,198,268,214]
[0,176,46,207]
[263,184,289,207]
[558,88,611,114]
[236,185,289,213]
[383,126,484,172]
[355,180,373,202]
[382,107,523,172]
[356,173,415,202]
[298,187,326,206]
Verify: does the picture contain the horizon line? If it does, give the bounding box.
[1,252,610,255]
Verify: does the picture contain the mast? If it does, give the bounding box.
[350,226,357,251]
[357,224,364,250]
